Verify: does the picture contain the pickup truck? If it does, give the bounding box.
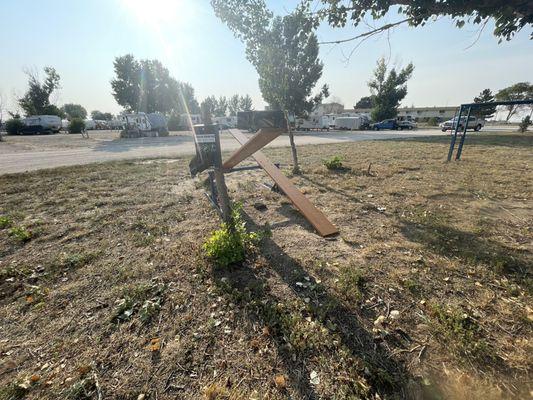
[440,116,485,132]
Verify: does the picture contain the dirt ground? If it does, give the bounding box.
[0,133,531,399]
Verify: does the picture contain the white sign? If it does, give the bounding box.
[196,134,216,143]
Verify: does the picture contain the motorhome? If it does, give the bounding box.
[296,115,329,131]
[22,115,62,134]
[120,112,168,138]
[84,119,97,130]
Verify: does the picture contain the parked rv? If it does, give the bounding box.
[213,116,237,129]
[334,115,370,130]
[21,115,62,134]
[84,119,97,130]
[296,115,329,131]
[120,112,168,138]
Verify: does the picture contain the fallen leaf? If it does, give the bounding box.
[149,338,161,352]
[274,374,287,389]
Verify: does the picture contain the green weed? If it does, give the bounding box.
[323,155,344,171]
[8,226,32,242]
[111,281,166,325]
[203,204,258,267]
[338,266,366,302]
[0,216,12,229]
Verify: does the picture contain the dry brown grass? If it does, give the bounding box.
[0,132,531,399]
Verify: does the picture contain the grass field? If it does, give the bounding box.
[1,133,531,399]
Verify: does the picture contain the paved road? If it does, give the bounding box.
[0,129,448,174]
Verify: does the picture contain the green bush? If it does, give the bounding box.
[203,204,258,267]
[9,226,32,242]
[5,118,25,135]
[427,117,439,126]
[323,155,344,170]
[518,115,531,133]
[68,118,85,134]
[0,216,12,229]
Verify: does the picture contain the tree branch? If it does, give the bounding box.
[318,18,412,45]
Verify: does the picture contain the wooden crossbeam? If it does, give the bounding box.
[228,129,339,237]
[222,128,284,171]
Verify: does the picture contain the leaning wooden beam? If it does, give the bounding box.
[222,127,284,171]
[228,129,339,237]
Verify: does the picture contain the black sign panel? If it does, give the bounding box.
[189,124,221,177]
[237,111,286,131]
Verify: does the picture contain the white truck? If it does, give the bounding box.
[440,116,485,132]
[22,115,62,134]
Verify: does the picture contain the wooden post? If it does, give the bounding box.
[213,126,232,224]
[285,111,299,174]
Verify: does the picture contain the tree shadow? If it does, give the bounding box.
[209,210,416,399]
[400,220,532,283]
[386,133,533,149]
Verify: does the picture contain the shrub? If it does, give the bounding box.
[5,118,25,135]
[167,113,183,131]
[0,216,12,229]
[518,115,531,133]
[323,155,344,170]
[427,117,439,126]
[203,204,258,267]
[9,226,32,242]
[68,118,85,134]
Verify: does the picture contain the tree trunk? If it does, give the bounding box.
[285,111,300,174]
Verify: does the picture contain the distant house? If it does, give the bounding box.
[397,106,458,121]
[353,106,458,121]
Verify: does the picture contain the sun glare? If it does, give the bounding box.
[119,0,194,28]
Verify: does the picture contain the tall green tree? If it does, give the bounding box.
[495,82,533,121]
[200,96,218,120]
[212,0,328,172]
[228,94,241,116]
[368,58,414,122]
[18,67,64,117]
[472,89,496,119]
[239,94,253,111]
[91,111,114,121]
[61,103,87,120]
[306,0,532,42]
[111,55,200,115]
[355,96,373,109]
[215,96,228,117]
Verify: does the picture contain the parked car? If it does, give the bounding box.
[397,119,417,130]
[440,116,485,132]
[371,119,398,130]
[21,115,62,134]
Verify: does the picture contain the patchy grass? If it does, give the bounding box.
[0,132,531,399]
[8,226,32,242]
[322,155,345,171]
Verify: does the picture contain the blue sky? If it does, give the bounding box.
[0,0,531,119]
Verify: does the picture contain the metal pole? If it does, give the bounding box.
[447,106,463,162]
[455,105,472,160]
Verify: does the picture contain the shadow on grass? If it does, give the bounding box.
[385,133,533,149]
[209,211,417,399]
[400,220,532,284]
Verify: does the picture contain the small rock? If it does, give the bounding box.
[389,310,400,320]
[138,394,146,400]
[374,315,386,326]
[309,370,320,385]
[274,374,287,389]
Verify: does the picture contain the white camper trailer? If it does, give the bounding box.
[334,116,363,130]
[23,115,62,134]
[296,115,329,131]
[213,116,237,129]
[120,112,168,138]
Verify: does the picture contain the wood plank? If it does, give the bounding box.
[228,129,339,237]
[222,128,284,171]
